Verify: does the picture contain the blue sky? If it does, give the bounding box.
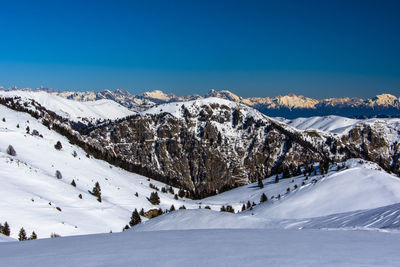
[0,0,399,98]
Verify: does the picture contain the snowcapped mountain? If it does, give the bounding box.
[1,90,398,198]
[4,87,399,118]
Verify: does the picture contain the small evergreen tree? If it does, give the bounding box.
[2,222,10,236]
[55,170,62,179]
[92,182,102,202]
[29,231,37,240]
[241,204,246,211]
[18,228,27,241]
[220,206,226,212]
[129,209,141,227]
[149,192,160,205]
[122,225,130,231]
[174,194,178,200]
[78,194,82,199]
[225,205,235,213]
[257,178,264,189]
[178,189,185,198]
[139,208,145,216]
[71,179,76,187]
[170,204,175,212]
[179,205,186,210]
[26,126,30,134]
[275,175,279,183]
[6,145,16,156]
[246,201,251,209]
[135,192,139,197]
[54,141,62,150]
[260,193,268,203]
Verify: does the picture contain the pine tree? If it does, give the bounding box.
[149,192,160,205]
[29,231,37,240]
[122,225,130,231]
[246,201,251,209]
[170,205,175,212]
[275,175,279,183]
[6,145,16,156]
[220,206,226,212]
[241,204,246,211]
[139,208,145,216]
[54,141,62,150]
[55,170,62,179]
[2,222,10,236]
[260,193,268,203]
[71,179,76,187]
[92,182,102,202]
[257,178,264,189]
[129,209,141,227]
[225,205,235,213]
[18,228,27,241]
[179,205,186,210]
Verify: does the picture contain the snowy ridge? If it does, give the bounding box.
[279,115,400,136]
[0,90,135,123]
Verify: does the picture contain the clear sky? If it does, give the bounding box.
[1,0,399,98]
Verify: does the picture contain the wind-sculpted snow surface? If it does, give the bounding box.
[1,229,400,266]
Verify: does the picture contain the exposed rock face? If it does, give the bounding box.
[84,99,334,197]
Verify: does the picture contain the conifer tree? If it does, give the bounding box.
[139,208,145,216]
[71,179,76,187]
[260,193,268,203]
[149,192,160,205]
[92,182,102,202]
[179,205,186,210]
[2,222,10,236]
[6,145,16,156]
[275,175,279,183]
[129,209,141,227]
[257,178,264,189]
[241,204,246,211]
[54,141,62,150]
[170,205,175,212]
[246,201,251,209]
[18,227,27,241]
[29,231,37,240]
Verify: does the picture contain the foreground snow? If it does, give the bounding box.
[0,228,399,267]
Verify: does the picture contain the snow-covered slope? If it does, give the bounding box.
[2,228,400,267]
[0,90,135,123]
[279,115,400,135]
[0,105,200,239]
[252,160,400,219]
[136,159,400,231]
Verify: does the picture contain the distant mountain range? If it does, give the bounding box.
[2,86,399,118]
